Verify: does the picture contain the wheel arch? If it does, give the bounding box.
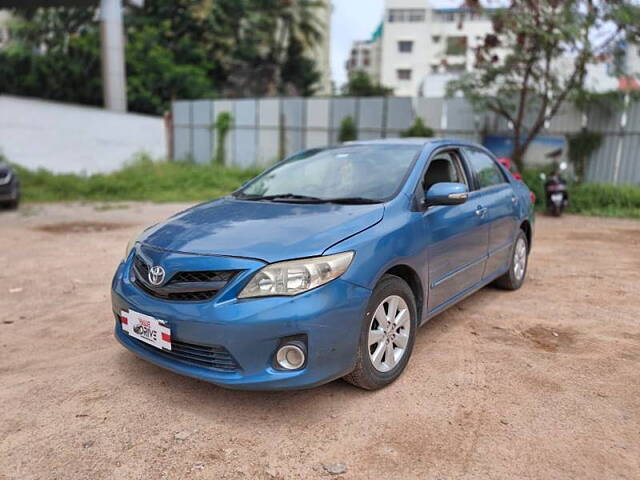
[384,264,424,323]
[520,219,532,250]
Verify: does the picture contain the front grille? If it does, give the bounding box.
[130,335,241,372]
[132,255,239,302]
[134,255,150,278]
[171,270,236,283]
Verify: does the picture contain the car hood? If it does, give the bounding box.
[140,198,384,263]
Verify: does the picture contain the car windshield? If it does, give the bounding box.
[235,144,421,203]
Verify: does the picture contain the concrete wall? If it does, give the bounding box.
[0,95,166,173]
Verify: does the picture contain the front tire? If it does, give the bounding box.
[495,230,529,290]
[343,275,417,390]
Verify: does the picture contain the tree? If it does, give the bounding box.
[223,0,327,97]
[0,7,103,107]
[448,0,640,170]
[0,0,329,114]
[342,71,393,97]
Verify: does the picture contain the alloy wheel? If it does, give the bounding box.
[368,295,411,373]
[513,237,527,281]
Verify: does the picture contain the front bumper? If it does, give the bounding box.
[0,178,18,201]
[111,249,371,390]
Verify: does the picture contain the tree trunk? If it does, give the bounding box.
[511,145,526,172]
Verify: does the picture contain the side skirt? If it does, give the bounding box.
[418,265,509,327]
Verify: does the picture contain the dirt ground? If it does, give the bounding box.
[1,203,639,480]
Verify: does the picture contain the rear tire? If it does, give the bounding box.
[343,274,417,390]
[494,230,529,291]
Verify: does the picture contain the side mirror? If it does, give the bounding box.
[424,182,469,207]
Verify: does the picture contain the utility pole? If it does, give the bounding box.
[100,0,127,112]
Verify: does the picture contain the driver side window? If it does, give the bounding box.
[423,151,468,193]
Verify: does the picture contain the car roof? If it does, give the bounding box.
[345,137,481,149]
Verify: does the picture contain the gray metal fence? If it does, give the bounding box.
[172,97,640,185]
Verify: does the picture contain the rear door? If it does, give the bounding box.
[422,149,489,312]
[462,148,518,279]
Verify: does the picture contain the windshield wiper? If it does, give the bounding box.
[235,193,325,203]
[235,193,381,205]
[321,197,381,205]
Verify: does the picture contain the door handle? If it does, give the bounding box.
[475,206,488,217]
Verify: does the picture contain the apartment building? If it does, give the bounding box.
[347,0,496,97]
[347,1,640,98]
[346,24,383,83]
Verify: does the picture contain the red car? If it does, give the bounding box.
[497,157,523,181]
[497,157,536,204]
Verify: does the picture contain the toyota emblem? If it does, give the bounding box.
[148,265,166,286]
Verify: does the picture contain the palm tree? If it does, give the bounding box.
[271,0,327,94]
[224,0,328,97]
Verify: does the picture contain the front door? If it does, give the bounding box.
[422,150,489,313]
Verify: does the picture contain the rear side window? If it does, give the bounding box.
[464,149,507,189]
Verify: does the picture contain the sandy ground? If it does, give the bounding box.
[0,202,639,480]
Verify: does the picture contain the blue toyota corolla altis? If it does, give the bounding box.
[112,139,534,390]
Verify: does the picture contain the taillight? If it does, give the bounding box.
[530,191,536,204]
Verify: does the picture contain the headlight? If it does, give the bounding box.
[0,171,12,185]
[238,252,355,298]
[123,232,140,261]
[123,224,158,262]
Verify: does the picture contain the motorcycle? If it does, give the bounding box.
[540,163,569,217]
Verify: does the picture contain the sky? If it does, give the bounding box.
[329,0,501,87]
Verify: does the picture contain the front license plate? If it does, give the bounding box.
[121,309,171,351]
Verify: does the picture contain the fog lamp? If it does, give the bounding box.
[275,343,306,370]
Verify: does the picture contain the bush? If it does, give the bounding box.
[213,112,233,165]
[570,183,640,218]
[567,129,603,182]
[401,117,434,138]
[338,116,357,143]
[522,168,640,218]
[14,154,261,203]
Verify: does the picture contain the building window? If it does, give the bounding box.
[430,65,439,74]
[445,63,466,73]
[398,41,414,53]
[388,9,425,23]
[432,35,441,43]
[363,58,370,67]
[434,11,456,22]
[397,69,412,80]
[446,36,468,56]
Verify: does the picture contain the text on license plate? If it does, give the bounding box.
[121,309,171,351]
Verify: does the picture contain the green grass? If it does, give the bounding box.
[15,155,262,203]
[10,155,640,219]
[523,169,640,219]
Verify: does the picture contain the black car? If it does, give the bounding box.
[0,162,20,209]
